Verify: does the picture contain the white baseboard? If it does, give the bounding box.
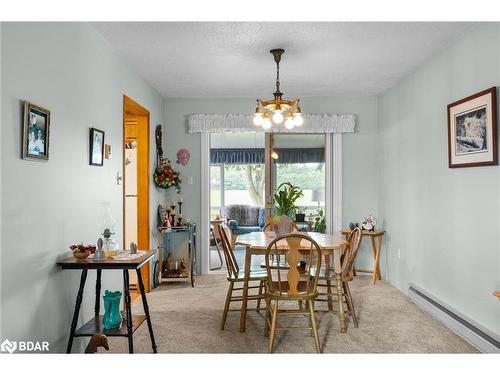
[408,284,500,353]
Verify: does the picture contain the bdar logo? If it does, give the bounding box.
[1,339,17,354]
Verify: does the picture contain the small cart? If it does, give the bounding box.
[158,224,197,287]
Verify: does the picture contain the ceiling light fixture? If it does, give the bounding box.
[253,49,302,130]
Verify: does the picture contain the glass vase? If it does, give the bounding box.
[103,290,122,330]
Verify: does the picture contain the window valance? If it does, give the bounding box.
[210,148,325,164]
[188,113,355,134]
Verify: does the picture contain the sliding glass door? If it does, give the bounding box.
[266,133,326,230]
[208,132,326,270]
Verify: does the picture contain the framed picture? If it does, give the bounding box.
[89,127,105,166]
[22,101,51,161]
[447,87,497,168]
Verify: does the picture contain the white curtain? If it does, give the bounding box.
[188,113,356,134]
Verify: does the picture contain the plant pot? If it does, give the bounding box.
[270,215,295,236]
[295,213,306,222]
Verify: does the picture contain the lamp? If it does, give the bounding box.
[311,189,325,208]
[253,49,303,130]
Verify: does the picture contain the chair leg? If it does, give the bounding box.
[308,300,321,353]
[264,296,270,337]
[298,300,303,310]
[221,281,234,330]
[326,278,334,311]
[256,280,264,312]
[268,300,279,353]
[343,281,358,328]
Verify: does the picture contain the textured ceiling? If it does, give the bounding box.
[92,22,473,98]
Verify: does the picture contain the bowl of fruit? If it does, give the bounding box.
[70,244,96,259]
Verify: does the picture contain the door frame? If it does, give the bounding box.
[123,95,151,292]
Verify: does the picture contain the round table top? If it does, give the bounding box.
[236,231,348,251]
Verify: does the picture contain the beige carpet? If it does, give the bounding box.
[107,274,477,353]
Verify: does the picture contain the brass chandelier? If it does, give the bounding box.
[253,48,303,130]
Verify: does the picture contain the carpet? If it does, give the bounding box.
[106,274,477,353]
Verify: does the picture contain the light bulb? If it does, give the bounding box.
[293,113,304,126]
[284,117,295,129]
[262,118,272,130]
[253,113,263,126]
[271,151,279,160]
[272,110,284,124]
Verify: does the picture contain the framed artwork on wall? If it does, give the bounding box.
[89,127,105,166]
[22,101,51,161]
[447,87,497,168]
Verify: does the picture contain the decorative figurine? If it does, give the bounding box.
[93,238,106,261]
[130,242,137,254]
[85,333,109,354]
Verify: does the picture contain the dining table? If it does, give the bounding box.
[235,231,349,333]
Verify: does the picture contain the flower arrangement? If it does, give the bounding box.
[69,243,96,254]
[153,158,182,193]
[361,214,377,231]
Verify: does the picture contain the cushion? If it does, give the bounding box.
[224,204,262,227]
[258,207,266,228]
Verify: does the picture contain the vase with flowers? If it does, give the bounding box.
[268,182,303,236]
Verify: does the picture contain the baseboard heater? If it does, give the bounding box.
[408,284,500,353]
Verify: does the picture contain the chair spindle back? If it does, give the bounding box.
[341,227,362,276]
[217,224,240,279]
[265,233,322,297]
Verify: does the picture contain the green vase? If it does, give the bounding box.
[103,290,122,330]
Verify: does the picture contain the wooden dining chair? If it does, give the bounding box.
[260,221,299,270]
[314,227,362,328]
[217,224,267,330]
[264,233,322,353]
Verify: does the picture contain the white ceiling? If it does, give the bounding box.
[93,22,473,98]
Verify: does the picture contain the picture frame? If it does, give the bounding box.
[22,101,51,161]
[447,87,497,168]
[89,127,105,166]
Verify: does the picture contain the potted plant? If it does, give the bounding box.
[295,207,306,223]
[268,182,303,235]
[312,209,326,233]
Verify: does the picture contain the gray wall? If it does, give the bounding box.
[0,23,164,352]
[164,96,380,271]
[378,23,500,335]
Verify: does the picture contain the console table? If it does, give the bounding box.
[340,229,385,284]
[57,250,157,353]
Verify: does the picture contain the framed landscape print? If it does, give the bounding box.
[447,87,497,168]
[89,127,105,166]
[22,101,51,161]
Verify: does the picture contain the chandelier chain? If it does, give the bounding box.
[275,60,280,94]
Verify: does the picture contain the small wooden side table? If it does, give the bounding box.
[57,250,157,354]
[340,229,385,285]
